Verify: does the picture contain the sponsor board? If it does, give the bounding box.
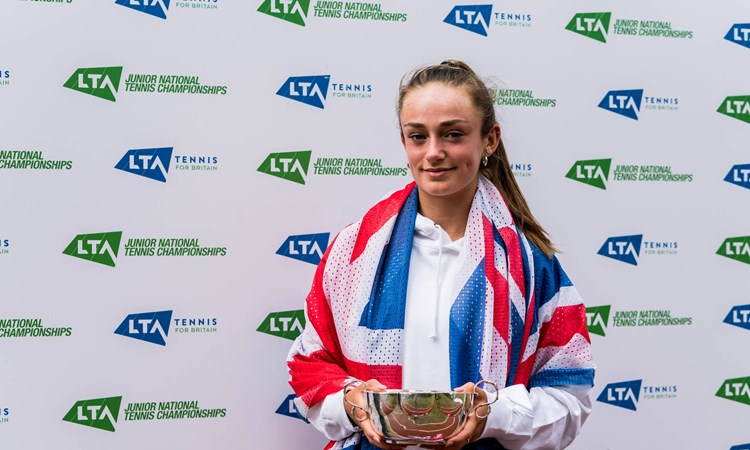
[716,377,750,406]
[64,396,226,432]
[276,394,308,422]
[566,158,692,190]
[276,233,329,265]
[718,96,750,124]
[258,151,407,185]
[724,305,750,331]
[257,310,306,340]
[259,0,407,27]
[0,149,73,170]
[597,379,678,411]
[115,147,219,182]
[115,310,219,346]
[725,164,750,190]
[586,305,692,337]
[0,318,73,338]
[63,232,227,267]
[717,237,750,265]
[566,12,693,43]
[597,234,679,266]
[64,66,227,102]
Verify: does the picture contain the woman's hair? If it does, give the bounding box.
[398,59,557,256]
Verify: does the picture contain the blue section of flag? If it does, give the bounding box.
[449,262,486,388]
[359,189,417,330]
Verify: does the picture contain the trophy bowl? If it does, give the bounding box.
[345,381,498,446]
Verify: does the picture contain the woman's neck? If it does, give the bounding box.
[417,189,475,242]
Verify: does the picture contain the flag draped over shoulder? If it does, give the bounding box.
[287,176,594,450]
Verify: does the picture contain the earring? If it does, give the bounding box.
[482,155,489,167]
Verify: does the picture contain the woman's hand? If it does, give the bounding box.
[443,382,492,450]
[343,379,403,449]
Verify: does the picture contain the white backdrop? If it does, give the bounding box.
[1,1,749,449]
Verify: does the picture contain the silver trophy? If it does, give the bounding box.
[345,380,498,445]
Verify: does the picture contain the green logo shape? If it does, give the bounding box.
[257,310,306,340]
[716,377,750,406]
[257,0,310,26]
[63,231,123,267]
[257,151,311,185]
[717,236,750,265]
[63,396,122,432]
[586,305,611,337]
[565,12,611,43]
[565,158,611,190]
[717,96,750,124]
[63,67,123,102]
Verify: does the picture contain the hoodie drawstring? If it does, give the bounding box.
[430,223,443,341]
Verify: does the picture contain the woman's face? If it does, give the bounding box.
[399,82,498,207]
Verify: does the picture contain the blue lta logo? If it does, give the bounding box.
[276,233,329,265]
[597,379,641,411]
[443,5,492,36]
[115,0,170,19]
[598,89,643,120]
[276,75,330,109]
[725,24,750,49]
[114,311,173,346]
[115,147,172,182]
[724,164,750,190]
[597,234,643,266]
[275,394,308,422]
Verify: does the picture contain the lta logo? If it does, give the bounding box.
[716,236,750,265]
[725,164,750,190]
[63,232,123,267]
[258,0,309,26]
[597,380,641,411]
[565,159,611,190]
[276,394,308,422]
[276,75,330,109]
[597,234,643,266]
[115,147,173,183]
[565,12,611,43]
[724,305,750,331]
[257,151,311,185]
[586,305,611,337]
[718,96,750,124]
[276,233,329,265]
[444,5,492,37]
[63,396,122,432]
[716,377,750,406]
[257,310,306,340]
[63,67,123,102]
[114,311,173,346]
[598,89,643,120]
[115,0,170,19]
[725,24,750,49]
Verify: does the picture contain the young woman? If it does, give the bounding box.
[287,60,595,450]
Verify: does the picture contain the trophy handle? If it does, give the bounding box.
[471,380,499,419]
[343,380,370,423]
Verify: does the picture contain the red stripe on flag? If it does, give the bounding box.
[483,215,510,378]
[500,227,525,298]
[538,304,591,349]
[350,183,416,264]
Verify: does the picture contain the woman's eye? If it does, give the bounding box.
[409,134,426,142]
[445,131,464,139]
